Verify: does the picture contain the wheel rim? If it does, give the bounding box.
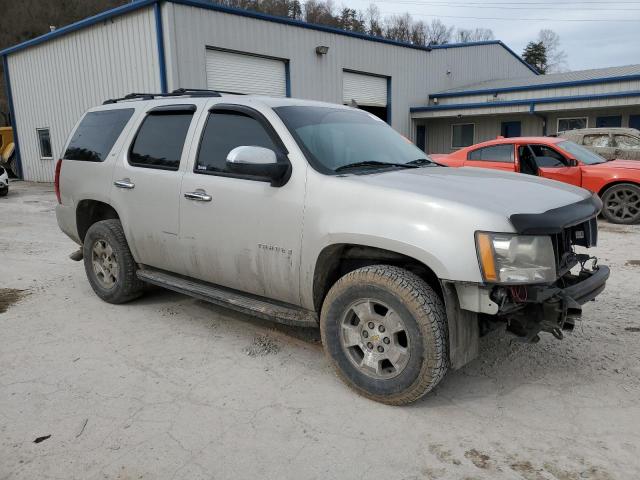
[91,239,119,289]
[340,299,410,380]
[605,188,640,222]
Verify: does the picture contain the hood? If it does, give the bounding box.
[348,166,591,217]
[583,159,640,171]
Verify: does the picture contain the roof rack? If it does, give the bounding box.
[103,88,222,104]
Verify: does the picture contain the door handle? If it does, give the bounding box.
[114,179,135,189]
[184,190,212,202]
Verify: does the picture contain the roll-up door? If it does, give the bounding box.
[342,71,387,107]
[205,49,287,97]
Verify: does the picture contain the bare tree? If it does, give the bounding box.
[538,29,568,73]
[384,13,412,43]
[411,20,428,46]
[425,19,453,46]
[364,4,384,37]
[455,27,494,43]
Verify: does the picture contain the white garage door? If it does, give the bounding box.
[205,49,287,97]
[342,71,387,107]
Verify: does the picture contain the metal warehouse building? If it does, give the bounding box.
[413,65,640,153]
[0,0,535,181]
[2,0,639,182]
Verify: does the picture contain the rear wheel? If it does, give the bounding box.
[320,265,448,405]
[601,183,640,224]
[83,219,144,304]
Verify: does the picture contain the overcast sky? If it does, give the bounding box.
[347,0,640,71]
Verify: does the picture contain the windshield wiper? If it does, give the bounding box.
[334,161,418,172]
[406,158,438,166]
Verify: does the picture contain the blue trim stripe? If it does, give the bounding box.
[0,0,536,76]
[0,0,158,56]
[2,55,23,178]
[431,74,640,99]
[411,90,640,113]
[154,2,168,93]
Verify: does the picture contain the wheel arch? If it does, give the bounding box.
[76,199,120,243]
[311,243,444,314]
[598,179,640,197]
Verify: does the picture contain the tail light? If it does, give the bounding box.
[54,158,62,204]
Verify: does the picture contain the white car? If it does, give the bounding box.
[55,90,609,404]
[0,166,8,197]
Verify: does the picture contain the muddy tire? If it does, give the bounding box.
[601,183,640,225]
[320,265,448,405]
[83,219,144,304]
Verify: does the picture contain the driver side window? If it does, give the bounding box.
[529,144,568,168]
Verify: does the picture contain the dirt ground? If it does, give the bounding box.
[1,181,639,480]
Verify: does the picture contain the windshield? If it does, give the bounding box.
[274,106,434,174]
[557,140,606,165]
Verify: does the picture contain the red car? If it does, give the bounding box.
[433,136,640,224]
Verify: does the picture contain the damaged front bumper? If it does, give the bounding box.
[491,263,610,341]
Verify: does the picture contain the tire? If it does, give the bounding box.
[0,187,7,197]
[320,265,448,405]
[601,183,640,225]
[83,219,144,304]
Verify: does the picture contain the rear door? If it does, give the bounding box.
[465,144,516,172]
[520,144,582,186]
[110,104,201,272]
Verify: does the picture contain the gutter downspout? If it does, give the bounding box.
[153,1,168,93]
[2,54,23,179]
[529,102,547,136]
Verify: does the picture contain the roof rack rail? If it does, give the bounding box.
[103,89,222,105]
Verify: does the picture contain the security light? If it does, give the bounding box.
[316,45,330,55]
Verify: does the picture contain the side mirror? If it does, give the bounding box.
[566,156,579,167]
[226,146,290,187]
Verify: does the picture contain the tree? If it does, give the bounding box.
[538,29,568,73]
[424,19,453,46]
[522,41,548,74]
[384,13,413,43]
[364,4,384,37]
[455,27,494,43]
[338,7,365,33]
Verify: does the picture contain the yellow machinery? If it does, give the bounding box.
[0,127,16,176]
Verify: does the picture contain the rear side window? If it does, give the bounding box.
[64,109,134,162]
[583,134,610,148]
[129,112,194,170]
[195,111,279,173]
[467,145,514,163]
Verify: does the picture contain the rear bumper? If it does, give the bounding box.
[55,203,81,245]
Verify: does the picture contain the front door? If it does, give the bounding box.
[517,144,582,186]
[178,104,305,305]
[110,105,198,272]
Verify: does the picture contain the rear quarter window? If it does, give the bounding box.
[64,109,134,162]
[467,144,514,163]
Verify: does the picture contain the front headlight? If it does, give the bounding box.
[475,232,557,284]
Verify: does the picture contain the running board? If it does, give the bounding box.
[136,268,318,328]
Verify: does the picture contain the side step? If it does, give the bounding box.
[136,268,318,328]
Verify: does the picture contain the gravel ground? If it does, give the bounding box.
[1,181,639,480]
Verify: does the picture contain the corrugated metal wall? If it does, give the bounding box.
[162,2,534,138]
[8,7,160,182]
[421,106,640,154]
[423,114,541,154]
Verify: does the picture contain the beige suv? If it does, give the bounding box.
[559,127,640,161]
[55,90,609,404]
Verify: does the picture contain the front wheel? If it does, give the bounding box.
[320,265,448,405]
[83,219,144,304]
[601,183,640,224]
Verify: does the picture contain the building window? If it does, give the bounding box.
[37,128,52,159]
[557,117,587,132]
[451,123,474,149]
